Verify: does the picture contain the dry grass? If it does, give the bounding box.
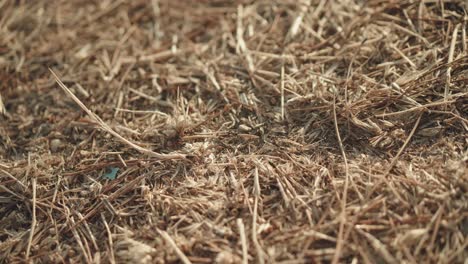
[0,0,467,263]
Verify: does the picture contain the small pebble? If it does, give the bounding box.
[50,139,62,152]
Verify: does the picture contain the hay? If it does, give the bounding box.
[1,0,467,263]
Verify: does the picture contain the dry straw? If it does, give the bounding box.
[0,0,467,263]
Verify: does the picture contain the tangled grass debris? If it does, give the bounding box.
[0,0,467,263]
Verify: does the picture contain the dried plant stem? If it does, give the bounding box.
[49,69,186,160]
[101,214,116,264]
[331,96,350,264]
[0,94,5,115]
[376,99,457,117]
[445,23,460,105]
[0,168,26,189]
[252,168,265,264]
[157,229,192,264]
[384,112,422,176]
[25,176,36,259]
[237,218,248,264]
[356,228,397,264]
[280,64,285,120]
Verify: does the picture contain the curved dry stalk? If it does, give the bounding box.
[50,69,186,161]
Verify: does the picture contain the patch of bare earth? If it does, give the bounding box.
[0,1,467,263]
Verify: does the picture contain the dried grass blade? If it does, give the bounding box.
[49,69,186,160]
